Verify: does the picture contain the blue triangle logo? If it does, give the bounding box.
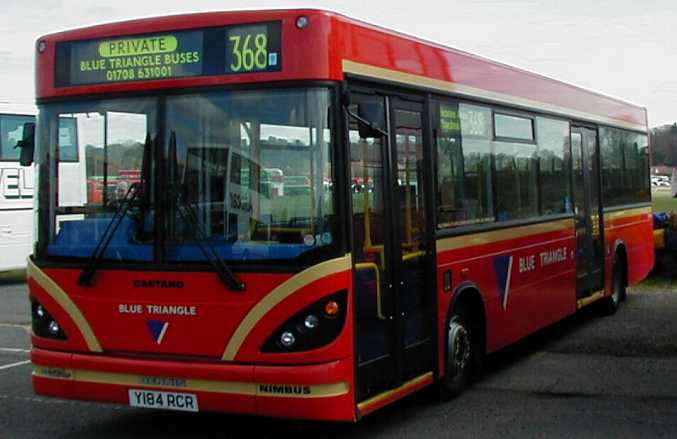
[493,255,513,311]
[146,320,169,344]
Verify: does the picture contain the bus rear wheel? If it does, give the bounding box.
[438,306,473,400]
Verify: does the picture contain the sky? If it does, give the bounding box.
[2,0,676,127]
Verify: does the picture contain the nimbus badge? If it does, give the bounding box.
[258,384,312,396]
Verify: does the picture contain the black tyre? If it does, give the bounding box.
[437,305,474,400]
[601,257,625,315]
[618,259,628,302]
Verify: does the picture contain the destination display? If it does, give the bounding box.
[459,105,491,139]
[55,22,282,87]
[225,23,282,74]
[439,104,460,135]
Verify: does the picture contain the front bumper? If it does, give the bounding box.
[31,348,356,421]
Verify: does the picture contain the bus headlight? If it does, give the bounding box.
[262,291,346,353]
[303,315,319,330]
[280,332,296,348]
[31,298,67,340]
[48,321,61,336]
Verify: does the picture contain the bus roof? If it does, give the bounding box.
[36,9,646,132]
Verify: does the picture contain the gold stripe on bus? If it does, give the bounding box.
[357,372,433,413]
[27,258,103,352]
[436,219,573,253]
[576,290,605,309]
[342,60,647,133]
[33,366,349,399]
[222,254,352,361]
[604,206,652,222]
[257,381,349,399]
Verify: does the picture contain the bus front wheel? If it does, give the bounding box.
[601,257,626,315]
[438,306,473,399]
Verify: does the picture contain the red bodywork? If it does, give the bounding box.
[30,265,357,420]
[31,9,652,422]
[437,223,577,357]
[36,9,646,131]
[603,210,655,290]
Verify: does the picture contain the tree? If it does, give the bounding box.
[650,123,677,166]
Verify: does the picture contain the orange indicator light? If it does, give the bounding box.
[324,301,339,317]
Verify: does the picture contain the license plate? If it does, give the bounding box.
[128,389,198,412]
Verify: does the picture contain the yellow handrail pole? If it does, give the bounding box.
[362,139,372,249]
[355,262,385,320]
[402,250,425,262]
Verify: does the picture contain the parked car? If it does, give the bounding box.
[652,175,670,187]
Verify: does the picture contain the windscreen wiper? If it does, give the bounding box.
[173,196,246,292]
[79,183,140,286]
[79,133,153,286]
[167,130,245,292]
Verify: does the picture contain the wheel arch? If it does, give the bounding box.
[447,282,488,356]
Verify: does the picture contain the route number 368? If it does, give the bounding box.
[229,33,268,72]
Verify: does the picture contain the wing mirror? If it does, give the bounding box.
[357,102,386,139]
[16,122,36,166]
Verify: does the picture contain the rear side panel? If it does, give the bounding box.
[603,206,654,289]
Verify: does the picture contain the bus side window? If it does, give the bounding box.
[536,117,570,215]
[435,100,495,228]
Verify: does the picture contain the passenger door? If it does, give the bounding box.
[389,98,433,380]
[571,126,604,296]
[349,91,434,403]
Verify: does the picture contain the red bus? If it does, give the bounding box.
[24,9,653,421]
